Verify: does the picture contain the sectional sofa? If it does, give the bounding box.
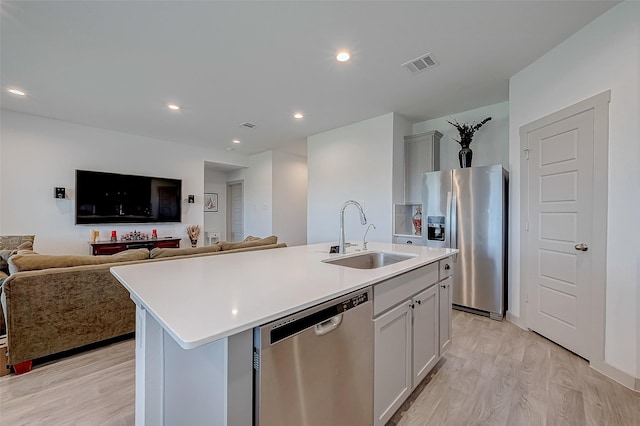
[0,236,286,374]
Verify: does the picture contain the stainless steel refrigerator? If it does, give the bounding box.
[422,165,508,320]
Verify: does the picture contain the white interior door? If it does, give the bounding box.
[524,109,594,359]
[226,181,243,242]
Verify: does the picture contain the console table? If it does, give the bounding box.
[89,238,181,256]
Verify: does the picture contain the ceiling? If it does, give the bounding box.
[1,1,617,158]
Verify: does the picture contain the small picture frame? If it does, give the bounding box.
[204,193,218,212]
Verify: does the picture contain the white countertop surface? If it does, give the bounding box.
[111,242,457,350]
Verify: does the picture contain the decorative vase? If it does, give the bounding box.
[412,206,422,236]
[458,146,473,168]
[190,238,198,248]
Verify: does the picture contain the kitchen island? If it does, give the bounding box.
[111,242,457,425]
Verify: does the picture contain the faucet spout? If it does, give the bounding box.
[363,223,376,251]
[339,200,367,254]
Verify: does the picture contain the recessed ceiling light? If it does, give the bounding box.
[8,89,26,96]
[167,104,180,111]
[232,139,241,144]
[293,112,304,119]
[336,51,350,62]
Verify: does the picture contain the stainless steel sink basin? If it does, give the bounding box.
[322,251,416,269]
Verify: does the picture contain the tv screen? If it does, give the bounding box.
[75,170,182,224]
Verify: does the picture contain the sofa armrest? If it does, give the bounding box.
[2,259,147,365]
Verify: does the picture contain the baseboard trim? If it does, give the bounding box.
[505,312,526,330]
[590,360,639,392]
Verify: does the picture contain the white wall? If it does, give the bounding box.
[0,110,249,254]
[509,1,639,377]
[392,114,413,204]
[227,151,273,239]
[307,113,399,246]
[413,101,509,172]
[226,150,307,245]
[203,168,228,242]
[272,151,307,246]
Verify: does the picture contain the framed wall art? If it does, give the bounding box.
[204,193,218,212]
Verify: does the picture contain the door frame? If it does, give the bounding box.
[519,91,609,370]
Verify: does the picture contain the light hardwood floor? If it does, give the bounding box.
[1,311,638,425]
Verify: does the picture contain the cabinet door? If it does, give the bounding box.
[374,302,412,426]
[439,276,453,354]
[155,239,180,249]
[412,285,439,388]
[404,131,442,203]
[93,243,126,255]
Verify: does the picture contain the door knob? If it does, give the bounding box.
[574,243,589,252]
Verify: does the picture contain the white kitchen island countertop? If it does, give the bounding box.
[111,242,457,350]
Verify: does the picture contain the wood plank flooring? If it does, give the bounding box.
[1,310,638,425]
[390,311,640,426]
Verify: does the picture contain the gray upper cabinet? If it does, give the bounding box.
[404,130,442,203]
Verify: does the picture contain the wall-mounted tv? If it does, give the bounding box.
[75,170,182,224]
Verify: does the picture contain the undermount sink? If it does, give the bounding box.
[322,251,416,269]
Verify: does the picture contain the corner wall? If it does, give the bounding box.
[204,168,228,242]
[307,113,398,245]
[509,1,639,377]
[0,110,249,254]
[226,150,308,246]
[272,151,307,246]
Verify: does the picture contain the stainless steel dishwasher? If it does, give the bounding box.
[254,287,373,426]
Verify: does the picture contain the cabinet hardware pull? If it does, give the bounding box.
[444,264,451,270]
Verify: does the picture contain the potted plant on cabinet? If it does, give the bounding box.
[447,116,491,168]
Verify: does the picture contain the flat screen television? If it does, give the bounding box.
[75,170,182,224]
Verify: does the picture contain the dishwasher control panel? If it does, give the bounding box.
[340,291,369,312]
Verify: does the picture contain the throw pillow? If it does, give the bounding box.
[219,235,278,251]
[0,235,35,250]
[16,241,33,251]
[0,250,14,275]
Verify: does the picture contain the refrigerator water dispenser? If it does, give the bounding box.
[427,216,445,241]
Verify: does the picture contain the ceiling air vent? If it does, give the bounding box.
[239,122,257,129]
[401,53,439,74]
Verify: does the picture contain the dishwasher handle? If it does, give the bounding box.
[314,314,343,336]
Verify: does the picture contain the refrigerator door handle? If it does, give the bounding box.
[446,191,452,246]
[451,192,457,250]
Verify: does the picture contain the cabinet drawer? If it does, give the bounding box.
[373,263,439,316]
[439,258,453,280]
[393,236,423,246]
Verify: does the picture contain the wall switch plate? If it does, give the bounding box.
[54,187,66,199]
[188,195,195,203]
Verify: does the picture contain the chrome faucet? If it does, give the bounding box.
[362,223,376,250]
[339,200,367,254]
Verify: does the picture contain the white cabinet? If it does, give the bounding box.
[404,130,442,203]
[412,284,439,385]
[373,302,412,426]
[438,258,453,354]
[393,235,423,246]
[373,263,440,426]
[439,276,453,354]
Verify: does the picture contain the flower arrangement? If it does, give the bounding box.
[447,117,492,148]
[186,225,201,247]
